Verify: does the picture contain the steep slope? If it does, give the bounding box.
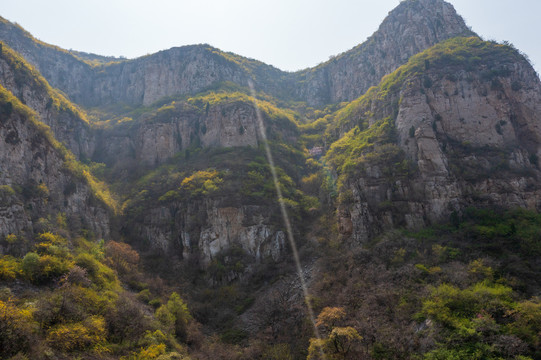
[0,85,112,243]
[326,37,541,244]
[82,47,287,107]
[0,17,96,102]
[292,0,474,106]
[0,42,95,158]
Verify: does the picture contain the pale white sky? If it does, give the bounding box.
[0,0,539,73]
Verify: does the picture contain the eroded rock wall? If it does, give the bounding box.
[95,101,261,167]
[0,1,473,108]
[131,199,286,264]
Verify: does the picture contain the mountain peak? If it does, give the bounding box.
[376,0,475,61]
[386,0,473,36]
[292,0,474,106]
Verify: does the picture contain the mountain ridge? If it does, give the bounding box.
[0,0,474,107]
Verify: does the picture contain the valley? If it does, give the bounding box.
[0,0,540,359]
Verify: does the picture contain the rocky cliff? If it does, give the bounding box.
[94,97,260,168]
[327,37,541,244]
[116,104,309,265]
[92,91,298,172]
[130,200,286,265]
[0,85,110,244]
[0,42,95,158]
[0,37,302,264]
[0,19,285,107]
[0,18,96,102]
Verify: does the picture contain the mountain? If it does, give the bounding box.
[0,0,472,108]
[0,17,285,107]
[0,0,540,359]
[292,0,474,105]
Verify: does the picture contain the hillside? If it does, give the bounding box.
[0,0,540,359]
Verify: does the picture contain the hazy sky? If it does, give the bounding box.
[0,0,540,73]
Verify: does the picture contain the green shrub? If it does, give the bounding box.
[0,300,36,358]
[46,316,106,352]
[75,252,117,290]
[0,256,19,281]
[0,185,15,196]
[21,252,40,281]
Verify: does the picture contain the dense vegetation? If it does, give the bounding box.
[308,208,541,359]
[2,205,540,359]
[0,231,196,359]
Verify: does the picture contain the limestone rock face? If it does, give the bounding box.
[0,100,110,240]
[81,46,253,106]
[132,200,286,265]
[340,55,541,245]
[0,19,256,107]
[201,102,259,148]
[135,122,184,167]
[0,22,261,108]
[0,18,95,104]
[199,206,286,263]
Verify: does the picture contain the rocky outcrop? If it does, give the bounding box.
[333,39,541,245]
[0,20,282,107]
[199,205,286,262]
[94,99,263,167]
[94,47,251,106]
[0,18,96,104]
[0,86,110,240]
[0,18,249,106]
